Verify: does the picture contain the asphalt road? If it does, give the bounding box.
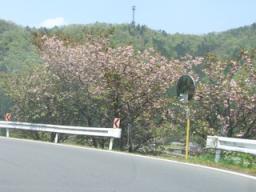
[0,137,255,192]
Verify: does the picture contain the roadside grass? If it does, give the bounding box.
[158,151,256,176]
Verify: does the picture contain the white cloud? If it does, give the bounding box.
[39,17,66,28]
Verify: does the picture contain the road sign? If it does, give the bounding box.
[4,113,12,121]
[113,118,120,128]
[109,118,121,150]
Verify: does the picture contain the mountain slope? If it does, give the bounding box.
[0,20,41,72]
[1,19,256,72]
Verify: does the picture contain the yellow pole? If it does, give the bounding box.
[185,108,190,160]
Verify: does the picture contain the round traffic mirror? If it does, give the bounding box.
[176,75,195,101]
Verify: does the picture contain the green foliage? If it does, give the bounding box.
[0,20,41,72]
[38,21,256,59]
[0,20,42,118]
[194,150,256,169]
[2,19,256,72]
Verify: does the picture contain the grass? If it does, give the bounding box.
[157,151,256,176]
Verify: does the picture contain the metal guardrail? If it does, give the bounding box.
[0,121,122,150]
[206,136,256,162]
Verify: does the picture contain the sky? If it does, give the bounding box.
[0,0,256,34]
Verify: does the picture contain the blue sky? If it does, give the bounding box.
[0,0,256,34]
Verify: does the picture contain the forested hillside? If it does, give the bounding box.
[36,22,256,58]
[0,20,41,72]
[1,19,256,68]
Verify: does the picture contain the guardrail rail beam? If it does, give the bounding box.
[0,121,122,151]
[206,136,256,162]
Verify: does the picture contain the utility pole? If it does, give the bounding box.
[132,5,136,26]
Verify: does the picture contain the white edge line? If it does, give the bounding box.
[1,136,256,181]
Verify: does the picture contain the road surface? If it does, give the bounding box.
[0,137,255,192]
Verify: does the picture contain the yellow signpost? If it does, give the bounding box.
[176,75,195,160]
[185,107,190,160]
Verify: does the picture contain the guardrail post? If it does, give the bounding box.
[109,138,114,150]
[215,149,221,163]
[54,133,59,143]
[6,128,9,137]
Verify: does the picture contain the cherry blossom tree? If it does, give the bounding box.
[7,36,186,149]
[194,52,256,138]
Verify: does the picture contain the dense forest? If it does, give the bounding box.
[0,19,256,153]
[1,19,256,70]
[34,21,256,59]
